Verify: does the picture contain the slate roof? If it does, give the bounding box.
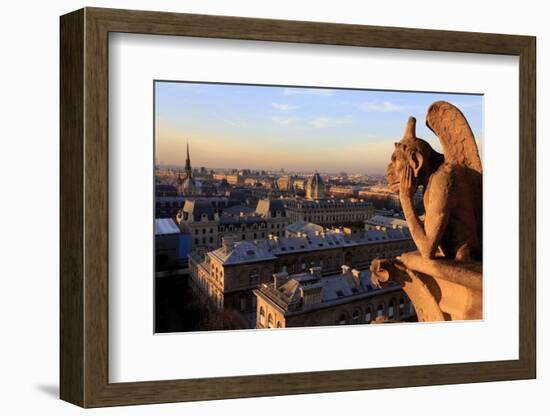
[366,215,408,228]
[154,218,180,235]
[285,220,324,236]
[260,268,384,312]
[181,199,215,221]
[255,199,287,218]
[208,226,411,266]
[209,241,277,265]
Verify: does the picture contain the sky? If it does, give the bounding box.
[155,81,483,175]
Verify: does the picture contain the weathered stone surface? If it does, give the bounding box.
[371,253,482,321]
[371,101,483,322]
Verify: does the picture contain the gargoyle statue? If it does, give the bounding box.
[386,101,482,262]
[370,101,483,322]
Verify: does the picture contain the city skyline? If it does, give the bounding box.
[155,81,483,174]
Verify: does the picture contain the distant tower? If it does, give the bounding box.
[184,142,193,178]
[305,172,326,200]
[178,141,198,195]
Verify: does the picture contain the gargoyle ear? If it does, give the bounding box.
[394,142,399,148]
[409,150,424,177]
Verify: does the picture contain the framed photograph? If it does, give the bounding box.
[60,7,536,408]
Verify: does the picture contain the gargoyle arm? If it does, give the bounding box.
[400,170,452,259]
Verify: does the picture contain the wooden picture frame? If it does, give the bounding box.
[60,7,536,408]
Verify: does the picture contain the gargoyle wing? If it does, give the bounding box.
[426,101,482,174]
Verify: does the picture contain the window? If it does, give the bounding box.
[209,237,213,243]
[365,307,372,323]
[352,310,360,323]
[388,300,395,318]
[249,273,259,285]
[267,314,274,328]
[259,307,266,326]
[276,321,282,328]
[377,304,384,317]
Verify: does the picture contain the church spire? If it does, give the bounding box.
[184,141,193,179]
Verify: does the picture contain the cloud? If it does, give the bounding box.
[283,88,335,97]
[271,102,299,111]
[359,101,405,112]
[271,116,297,125]
[310,116,353,128]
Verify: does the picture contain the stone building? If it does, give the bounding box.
[254,266,415,328]
[284,220,324,237]
[188,226,415,327]
[293,178,306,190]
[359,185,424,212]
[212,172,242,185]
[284,198,375,227]
[365,215,408,231]
[358,186,401,210]
[276,175,293,191]
[305,172,326,199]
[177,199,219,248]
[177,198,291,250]
[155,195,186,219]
[328,185,361,198]
[189,240,276,325]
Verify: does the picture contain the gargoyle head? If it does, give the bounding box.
[386,117,436,193]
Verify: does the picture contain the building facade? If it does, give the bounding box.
[188,226,415,327]
[284,198,375,227]
[254,266,416,328]
[155,195,186,219]
[328,185,361,198]
[177,198,291,250]
[276,175,294,191]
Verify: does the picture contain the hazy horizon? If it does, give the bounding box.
[155,81,483,175]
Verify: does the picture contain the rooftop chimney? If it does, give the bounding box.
[300,284,322,307]
[222,236,236,252]
[273,272,289,289]
[351,269,362,288]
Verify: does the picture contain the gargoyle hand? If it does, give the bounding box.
[399,164,416,198]
[370,258,391,288]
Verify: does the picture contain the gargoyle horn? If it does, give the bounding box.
[401,116,417,142]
